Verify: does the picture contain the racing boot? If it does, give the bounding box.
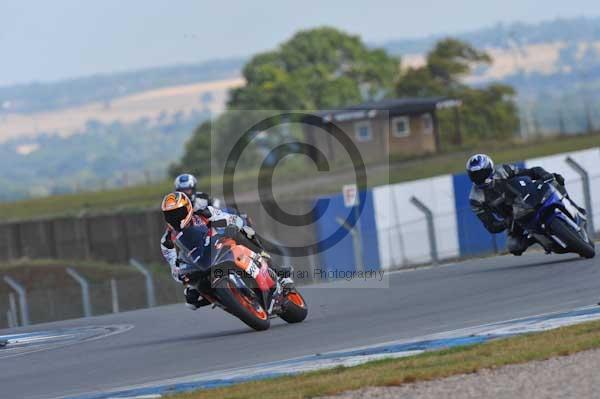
[280,277,296,293]
[570,200,587,215]
[184,287,211,310]
[276,265,296,293]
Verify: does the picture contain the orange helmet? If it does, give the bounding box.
[161,192,194,230]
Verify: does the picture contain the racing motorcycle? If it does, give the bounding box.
[496,176,595,258]
[174,225,308,331]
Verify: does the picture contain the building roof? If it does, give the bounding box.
[318,97,459,123]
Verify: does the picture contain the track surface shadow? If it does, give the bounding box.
[466,256,584,275]
[105,319,300,351]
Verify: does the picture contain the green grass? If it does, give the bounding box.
[386,133,600,185]
[0,181,173,221]
[168,319,600,399]
[1,133,598,222]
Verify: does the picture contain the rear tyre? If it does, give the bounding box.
[279,291,308,323]
[214,278,270,331]
[550,218,595,259]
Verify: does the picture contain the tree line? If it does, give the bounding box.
[171,27,519,178]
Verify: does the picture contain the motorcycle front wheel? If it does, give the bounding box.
[214,277,271,331]
[550,218,595,259]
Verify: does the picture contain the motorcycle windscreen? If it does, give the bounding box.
[506,177,554,222]
[175,225,212,273]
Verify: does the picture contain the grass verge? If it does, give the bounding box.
[387,133,600,185]
[0,133,598,221]
[169,318,600,399]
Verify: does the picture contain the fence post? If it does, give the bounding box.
[410,196,439,265]
[3,276,30,326]
[111,278,120,313]
[11,223,23,260]
[6,310,15,329]
[130,258,156,308]
[80,216,92,260]
[8,292,18,326]
[66,268,92,318]
[565,157,595,237]
[336,217,364,272]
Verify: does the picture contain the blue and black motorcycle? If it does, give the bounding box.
[498,176,595,259]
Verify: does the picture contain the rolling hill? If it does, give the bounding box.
[2,16,600,200]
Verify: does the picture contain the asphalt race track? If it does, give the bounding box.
[1,247,599,399]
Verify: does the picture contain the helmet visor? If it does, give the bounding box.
[164,206,190,230]
[469,168,492,186]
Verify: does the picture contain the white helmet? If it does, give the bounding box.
[174,174,197,201]
[466,154,494,188]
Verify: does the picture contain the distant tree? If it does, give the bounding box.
[397,38,518,144]
[426,38,491,85]
[228,27,399,110]
[175,27,400,177]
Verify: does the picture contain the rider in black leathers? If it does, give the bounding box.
[466,154,583,255]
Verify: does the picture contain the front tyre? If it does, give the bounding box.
[550,218,595,259]
[214,277,270,331]
[279,291,308,323]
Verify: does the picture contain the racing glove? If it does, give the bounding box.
[553,173,565,186]
[242,225,256,239]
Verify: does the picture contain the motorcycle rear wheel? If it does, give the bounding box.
[550,218,595,259]
[214,277,271,331]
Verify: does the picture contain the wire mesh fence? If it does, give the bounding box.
[375,172,600,270]
[0,162,597,328]
[0,268,182,329]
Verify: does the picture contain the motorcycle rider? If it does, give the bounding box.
[466,153,584,256]
[174,173,220,214]
[175,173,253,224]
[160,192,293,310]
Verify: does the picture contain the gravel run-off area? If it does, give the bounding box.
[321,349,600,399]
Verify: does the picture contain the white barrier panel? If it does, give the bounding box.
[525,147,600,233]
[373,175,459,269]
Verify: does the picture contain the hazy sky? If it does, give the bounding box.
[2,0,600,86]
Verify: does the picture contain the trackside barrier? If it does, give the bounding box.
[336,217,364,272]
[111,278,120,313]
[3,276,30,326]
[525,147,600,235]
[565,156,596,237]
[66,268,93,318]
[7,293,17,328]
[314,190,380,274]
[410,196,439,265]
[6,310,15,328]
[130,258,156,308]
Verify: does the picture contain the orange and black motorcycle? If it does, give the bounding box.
[175,225,308,331]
